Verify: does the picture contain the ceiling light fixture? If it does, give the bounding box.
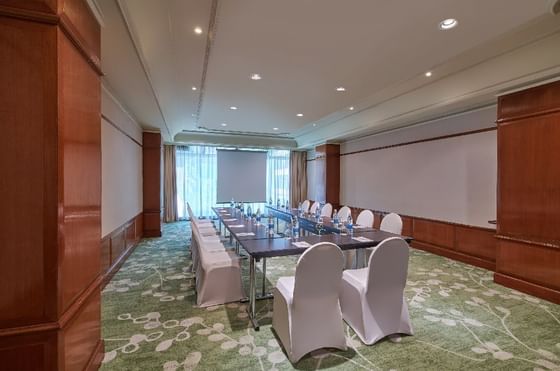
[438,18,458,30]
[194,26,203,34]
[273,127,279,131]
[313,123,317,127]
[221,123,227,127]
[229,106,238,110]
[349,106,354,111]
[336,87,346,92]
[250,73,262,80]
[296,113,303,117]
[425,71,432,77]
[191,86,197,91]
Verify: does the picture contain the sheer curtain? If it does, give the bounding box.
[175,146,290,219]
[176,146,217,219]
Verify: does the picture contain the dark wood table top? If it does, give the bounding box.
[239,230,413,259]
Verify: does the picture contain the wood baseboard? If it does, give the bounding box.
[84,339,105,371]
[412,241,496,271]
[494,273,560,304]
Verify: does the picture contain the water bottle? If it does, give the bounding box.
[230,197,234,209]
[256,211,262,224]
[269,197,273,205]
[247,205,252,219]
[240,202,245,218]
[276,198,280,209]
[347,215,353,236]
[285,199,289,210]
[268,215,274,237]
[298,202,302,216]
[292,217,299,239]
[333,209,339,225]
[315,203,321,219]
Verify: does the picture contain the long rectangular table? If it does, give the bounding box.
[240,231,413,330]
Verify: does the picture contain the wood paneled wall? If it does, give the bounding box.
[101,213,143,286]
[495,80,560,304]
[313,144,340,205]
[143,132,163,237]
[0,1,103,369]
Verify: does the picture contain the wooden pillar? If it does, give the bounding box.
[142,132,163,237]
[0,1,103,369]
[494,80,560,304]
[314,144,340,205]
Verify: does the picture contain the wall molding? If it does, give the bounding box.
[101,213,143,287]
[340,127,496,157]
[102,114,143,147]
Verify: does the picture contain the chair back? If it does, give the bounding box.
[337,206,351,221]
[309,201,319,214]
[365,237,409,316]
[356,209,374,227]
[380,213,403,235]
[293,242,344,307]
[301,200,310,213]
[320,203,333,218]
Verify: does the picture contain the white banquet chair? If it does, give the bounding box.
[380,213,403,235]
[272,242,347,363]
[308,201,319,215]
[340,237,413,345]
[337,206,351,222]
[301,199,311,214]
[355,209,374,227]
[320,202,333,218]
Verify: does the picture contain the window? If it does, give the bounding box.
[176,146,290,219]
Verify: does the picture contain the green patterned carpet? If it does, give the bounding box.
[101,222,560,370]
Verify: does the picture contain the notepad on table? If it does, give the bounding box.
[223,218,237,222]
[352,236,373,242]
[229,224,245,228]
[353,225,366,229]
[236,232,255,236]
[292,241,311,248]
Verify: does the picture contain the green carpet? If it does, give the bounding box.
[101,222,560,370]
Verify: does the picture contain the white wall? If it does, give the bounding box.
[101,87,143,237]
[340,106,497,228]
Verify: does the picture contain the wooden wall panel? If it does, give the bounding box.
[143,132,162,237]
[315,144,340,205]
[413,219,455,249]
[110,230,126,265]
[496,80,560,304]
[0,16,58,328]
[60,0,100,58]
[0,0,58,14]
[58,29,101,313]
[455,226,496,262]
[101,236,111,273]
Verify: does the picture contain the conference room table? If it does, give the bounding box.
[240,231,413,330]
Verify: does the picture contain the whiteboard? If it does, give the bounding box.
[216,149,267,203]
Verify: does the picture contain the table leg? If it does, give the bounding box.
[355,249,364,269]
[248,256,259,330]
[261,258,267,295]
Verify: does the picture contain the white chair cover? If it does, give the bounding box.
[301,200,311,213]
[273,242,347,363]
[191,223,244,307]
[320,203,333,218]
[340,237,413,345]
[380,213,403,235]
[355,209,374,227]
[308,201,320,214]
[337,206,351,222]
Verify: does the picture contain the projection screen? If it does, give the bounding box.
[216,149,267,203]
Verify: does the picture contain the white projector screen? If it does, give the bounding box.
[216,149,267,203]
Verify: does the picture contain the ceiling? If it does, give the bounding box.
[96,0,560,147]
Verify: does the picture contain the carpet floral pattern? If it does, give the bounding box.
[101,222,560,370]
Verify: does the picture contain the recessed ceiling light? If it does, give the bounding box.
[229,106,238,110]
[336,87,346,92]
[221,123,227,127]
[349,106,354,111]
[194,27,203,34]
[273,127,279,131]
[425,71,432,77]
[250,73,262,80]
[438,18,458,30]
[312,123,317,127]
[296,113,303,117]
[191,86,197,91]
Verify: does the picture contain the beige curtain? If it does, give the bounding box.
[289,151,308,208]
[163,145,178,222]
